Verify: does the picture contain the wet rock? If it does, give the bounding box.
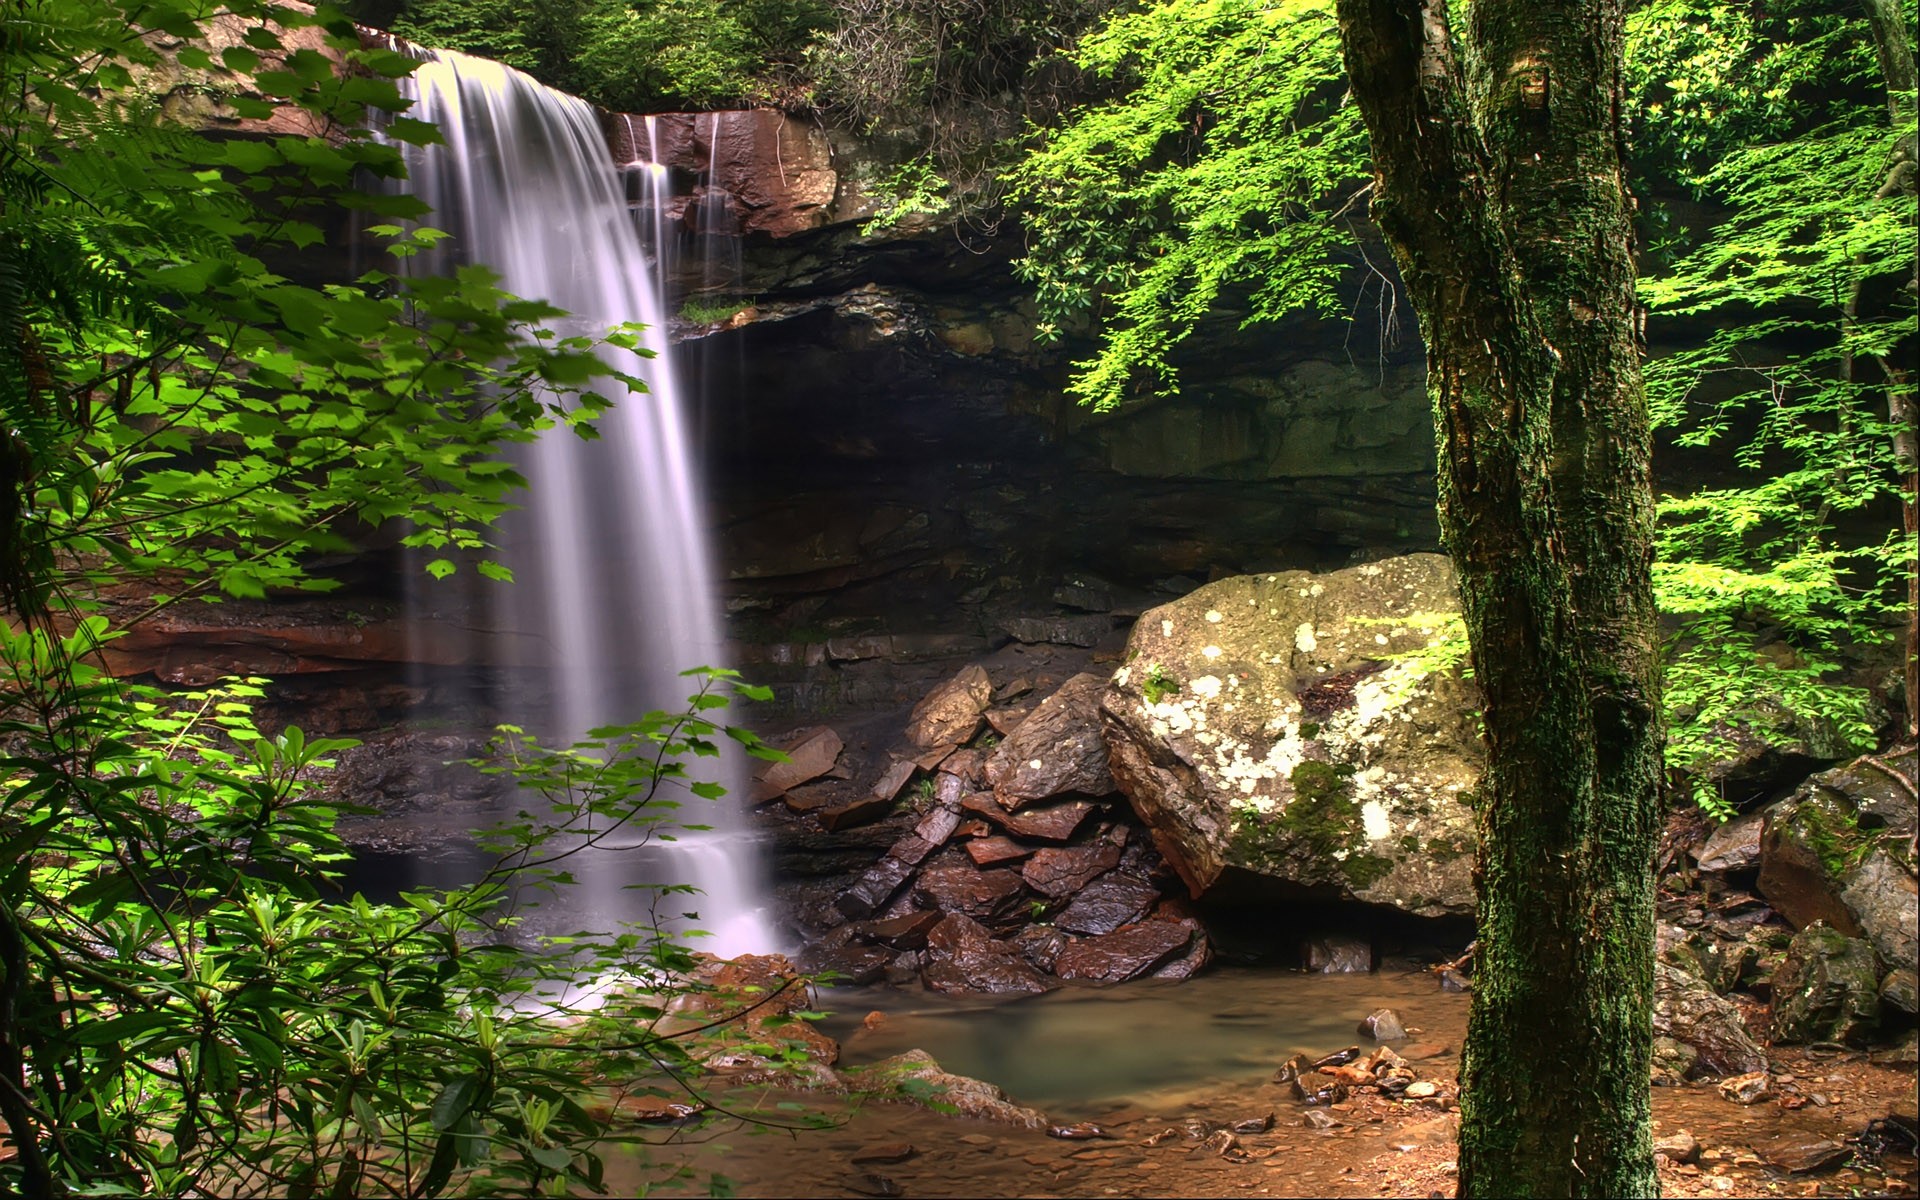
[1840,850,1918,973]
[869,759,918,804]
[1695,811,1766,874]
[1047,1122,1111,1140]
[905,665,992,749]
[1007,925,1071,973]
[862,910,943,950]
[1149,927,1214,979]
[911,857,1029,926]
[1651,1036,1700,1086]
[1021,843,1123,898]
[1101,556,1481,913]
[911,803,962,848]
[939,748,988,789]
[1717,1071,1774,1105]
[846,1049,1049,1128]
[1273,1053,1316,1084]
[1302,1109,1339,1130]
[1653,960,1770,1077]
[1753,1134,1851,1174]
[835,854,917,920]
[846,1171,902,1197]
[1230,1114,1274,1134]
[820,793,896,831]
[1653,1131,1701,1164]
[1197,1128,1240,1157]
[1357,1008,1406,1041]
[1757,749,1919,973]
[756,726,844,796]
[1292,1076,1348,1106]
[961,793,1096,841]
[985,673,1116,809]
[803,943,894,985]
[1402,1081,1439,1099]
[1880,966,1919,1015]
[922,914,1054,995]
[1313,1047,1363,1069]
[1437,967,1472,992]
[1052,919,1199,983]
[1141,1127,1182,1147]
[1657,918,1759,995]
[1306,935,1373,974]
[1054,872,1159,936]
[849,1142,916,1164]
[963,836,1034,867]
[1770,921,1880,1046]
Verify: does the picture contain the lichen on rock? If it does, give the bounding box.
[1100,554,1482,915]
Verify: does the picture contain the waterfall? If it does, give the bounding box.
[389,48,777,959]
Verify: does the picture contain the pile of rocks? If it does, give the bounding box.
[756,664,1209,992]
[1652,744,1918,1090]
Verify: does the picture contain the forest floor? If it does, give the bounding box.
[611,986,1917,1199]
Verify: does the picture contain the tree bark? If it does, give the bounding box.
[1332,0,1661,1195]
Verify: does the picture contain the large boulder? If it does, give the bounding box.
[984,673,1116,808]
[1770,922,1881,1046]
[1101,555,1481,915]
[1757,748,1918,973]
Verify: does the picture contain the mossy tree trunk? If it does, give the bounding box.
[1331,0,1662,1195]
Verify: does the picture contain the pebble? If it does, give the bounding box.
[1403,1081,1439,1099]
[846,1173,903,1198]
[1047,1123,1111,1140]
[850,1142,916,1165]
[1303,1110,1340,1130]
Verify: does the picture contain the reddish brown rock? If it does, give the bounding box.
[869,758,918,803]
[922,914,1054,995]
[912,804,963,848]
[911,858,1029,925]
[965,836,1034,867]
[1021,844,1122,898]
[985,673,1115,809]
[1055,873,1159,936]
[904,665,993,749]
[862,910,943,950]
[835,856,916,920]
[1053,920,1199,983]
[820,793,895,831]
[1149,922,1214,979]
[940,748,988,787]
[985,707,1032,736]
[756,726,844,796]
[607,109,837,238]
[961,794,1097,841]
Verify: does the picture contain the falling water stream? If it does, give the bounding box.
[390,49,776,958]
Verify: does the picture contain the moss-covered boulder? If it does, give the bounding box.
[1099,554,1480,915]
[1770,922,1882,1046]
[1758,748,1918,974]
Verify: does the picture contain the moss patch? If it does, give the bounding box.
[1229,759,1385,888]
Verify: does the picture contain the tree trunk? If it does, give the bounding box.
[1332,0,1661,1195]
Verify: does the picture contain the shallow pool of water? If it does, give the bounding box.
[823,966,1466,1118]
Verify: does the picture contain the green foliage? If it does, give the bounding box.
[353,0,831,111]
[1012,0,1914,818]
[857,156,951,234]
[1141,661,1179,705]
[1628,0,1917,811]
[678,294,750,324]
[0,3,803,1193]
[1004,0,1367,409]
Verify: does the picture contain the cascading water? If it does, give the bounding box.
[389,48,776,958]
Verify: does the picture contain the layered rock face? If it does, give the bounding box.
[1101,554,1481,915]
